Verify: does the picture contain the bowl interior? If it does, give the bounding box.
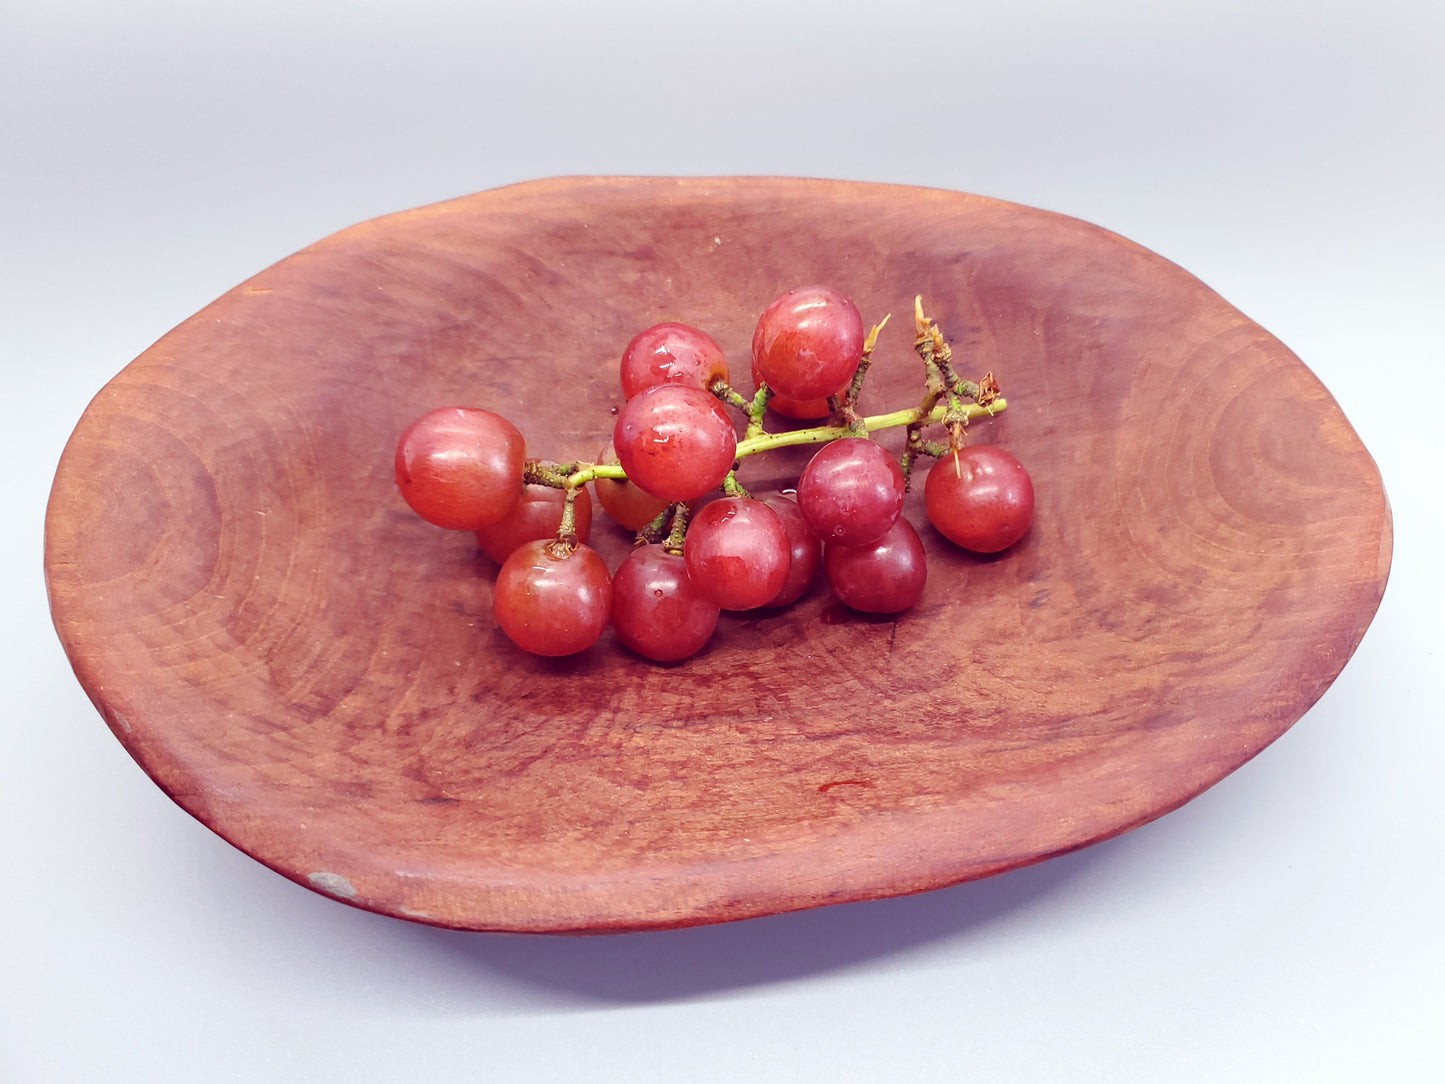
[45,177,1391,931]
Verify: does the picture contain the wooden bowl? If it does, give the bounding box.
[45,177,1391,932]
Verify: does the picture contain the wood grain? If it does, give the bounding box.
[44,177,1391,932]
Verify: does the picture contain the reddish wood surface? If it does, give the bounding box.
[44,177,1392,932]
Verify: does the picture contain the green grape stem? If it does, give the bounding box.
[733,397,1006,457]
[744,383,773,441]
[536,300,1004,500]
[662,503,690,555]
[838,314,889,436]
[721,469,751,499]
[545,395,1008,491]
[555,485,582,547]
[636,505,675,545]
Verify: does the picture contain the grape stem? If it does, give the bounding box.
[711,381,753,413]
[637,505,675,545]
[735,397,1006,456]
[554,485,582,550]
[721,469,751,499]
[902,296,989,486]
[662,503,690,555]
[837,314,890,436]
[545,396,1007,491]
[539,298,1005,493]
[743,383,774,441]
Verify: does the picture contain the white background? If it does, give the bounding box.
[4,1,1442,1080]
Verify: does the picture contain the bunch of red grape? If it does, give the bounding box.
[394,287,1035,661]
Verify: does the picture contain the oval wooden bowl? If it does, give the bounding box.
[45,177,1391,932]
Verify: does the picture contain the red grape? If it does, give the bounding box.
[474,484,593,565]
[593,439,671,531]
[493,540,612,656]
[613,383,738,502]
[796,437,905,546]
[683,498,792,611]
[395,407,525,530]
[924,446,1035,553]
[824,517,927,614]
[612,544,720,662]
[759,493,821,606]
[621,323,729,399]
[752,285,865,402]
